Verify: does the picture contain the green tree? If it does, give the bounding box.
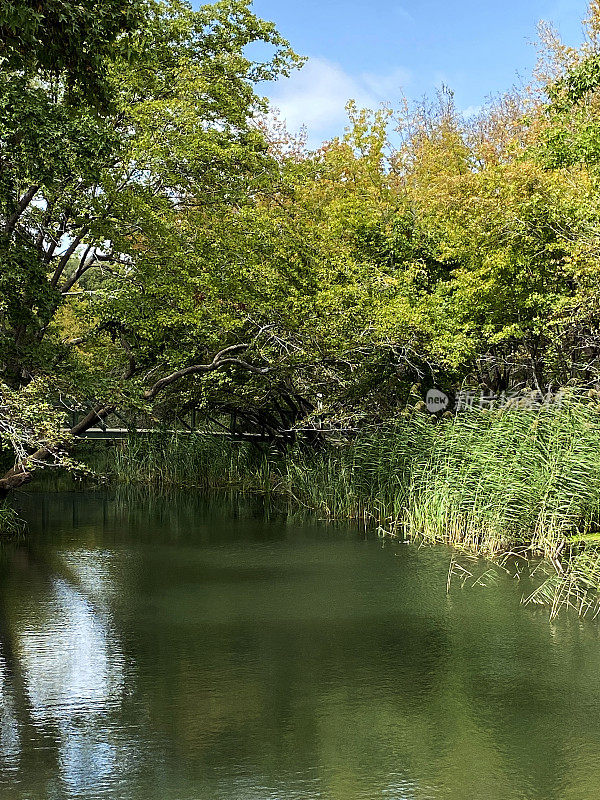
[0,0,299,489]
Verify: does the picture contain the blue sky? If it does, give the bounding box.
[243,0,589,146]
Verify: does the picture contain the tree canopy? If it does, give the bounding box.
[3,0,600,488]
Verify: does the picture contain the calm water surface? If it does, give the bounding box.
[1,490,600,800]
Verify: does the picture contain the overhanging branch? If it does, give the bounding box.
[143,344,270,400]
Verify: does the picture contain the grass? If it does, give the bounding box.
[0,505,24,537]
[101,432,278,493]
[97,393,600,617]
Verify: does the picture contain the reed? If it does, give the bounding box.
[101,395,600,615]
[0,505,23,537]
[104,433,277,492]
[104,400,600,549]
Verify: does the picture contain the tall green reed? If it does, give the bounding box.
[98,396,600,615]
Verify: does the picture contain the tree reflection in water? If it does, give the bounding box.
[1,490,600,800]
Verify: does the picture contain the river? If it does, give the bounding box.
[1,490,600,799]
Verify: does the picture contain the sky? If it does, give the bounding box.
[241,0,590,147]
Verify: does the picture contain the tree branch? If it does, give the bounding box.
[0,403,114,497]
[60,245,97,293]
[143,344,270,400]
[42,211,71,265]
[35,198,55,250]
[0,342,270,496]
[50,227,90,287]
[120,335,137,380]
[3,185,40,237]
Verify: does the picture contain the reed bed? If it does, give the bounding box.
[101,395,600,616]
[104,432,279,493]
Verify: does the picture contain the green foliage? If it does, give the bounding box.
[0,0,299,410]
[5,0,600,621]
[0,0,143,105]
[3,0,599,443]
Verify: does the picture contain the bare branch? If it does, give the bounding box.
[69,404,114,437]
[60,245,97,293]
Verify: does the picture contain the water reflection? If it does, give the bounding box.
[1,490,600,799]
[0,531,141,799]
[20,576,127,797]
[0,651,20,774]
[19,577,124,720]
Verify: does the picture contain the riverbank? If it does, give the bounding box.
[95,393,600,617]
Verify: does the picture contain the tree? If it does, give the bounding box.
[0,0,144,105]
[0,0,300,489]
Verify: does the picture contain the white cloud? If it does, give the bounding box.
[394,5,416,24]
[462,104,483,119]
[264,57,411,148]
[362,66,413,99]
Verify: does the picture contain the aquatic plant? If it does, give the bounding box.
[101,395,600,616]
[0,505,24,537]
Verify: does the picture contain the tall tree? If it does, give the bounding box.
[0,0,299,489]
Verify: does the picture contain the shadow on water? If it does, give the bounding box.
[0,488,600,799]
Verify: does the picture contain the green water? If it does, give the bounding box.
[1,491,600,800]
